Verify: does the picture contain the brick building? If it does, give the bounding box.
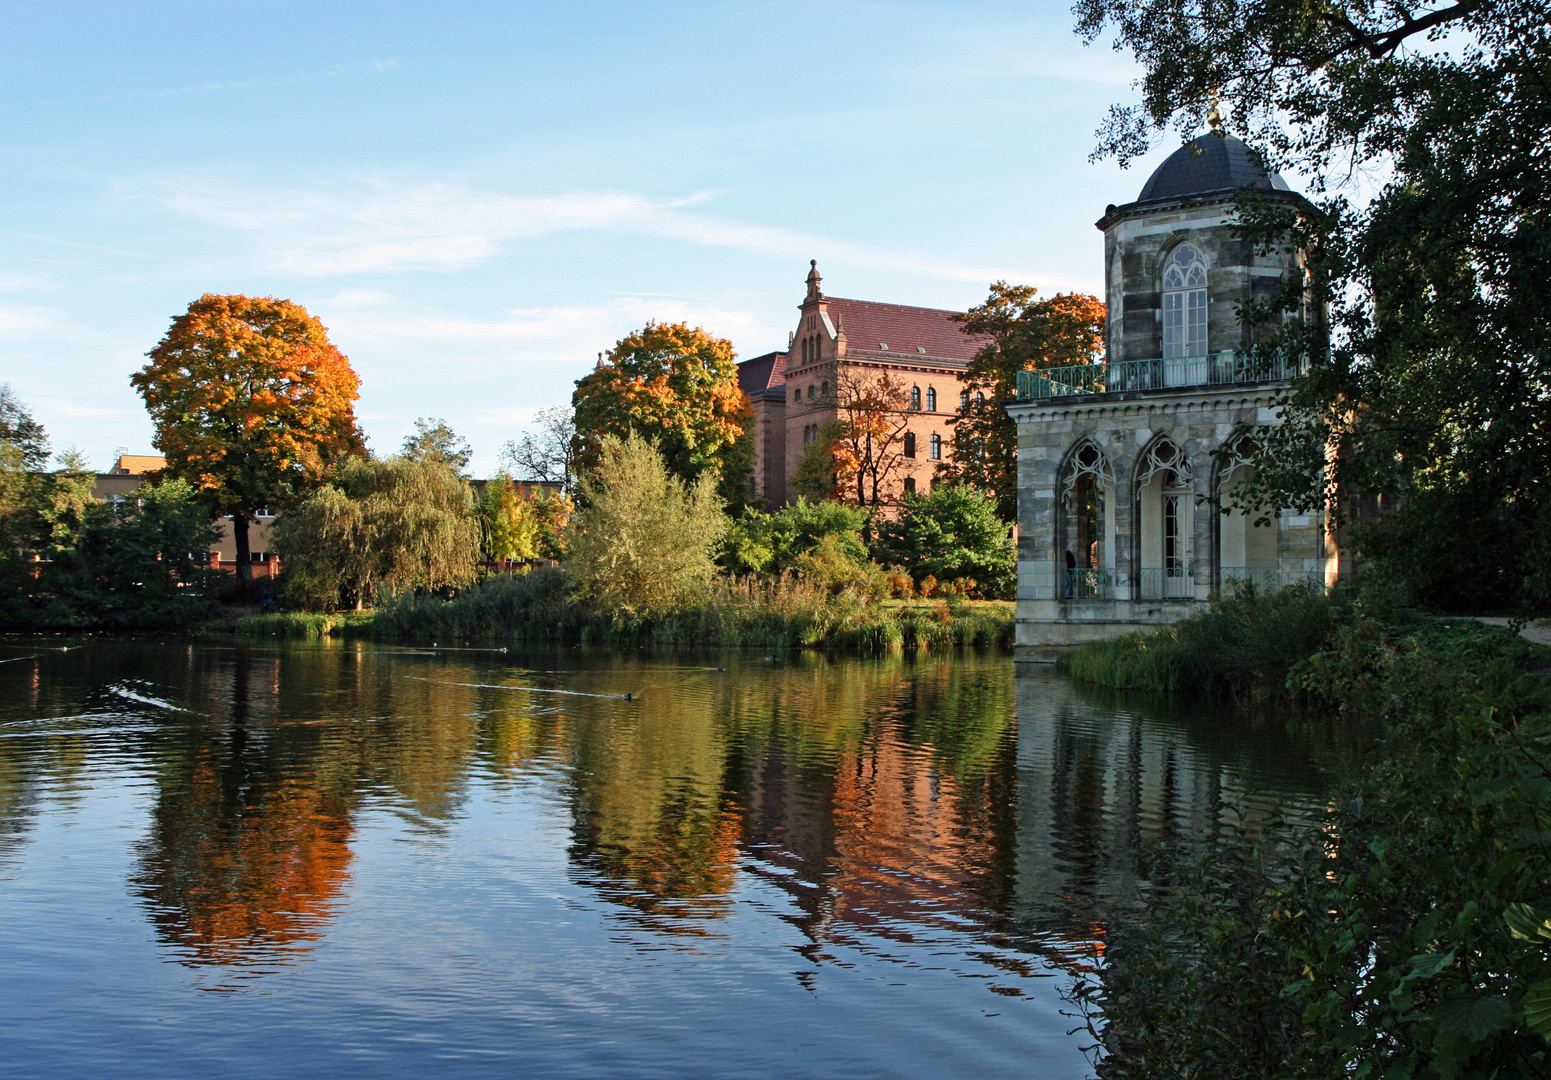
[737,262,987,508]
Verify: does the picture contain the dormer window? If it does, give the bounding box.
[879,343,889,350]
[1162,242,1209,359]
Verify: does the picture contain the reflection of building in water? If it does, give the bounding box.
[1006,667,1328,938]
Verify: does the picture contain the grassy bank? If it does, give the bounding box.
[236,568,1013,651]
[1061,584,1551,1078]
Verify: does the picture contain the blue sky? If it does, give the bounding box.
[0,0,1188,476]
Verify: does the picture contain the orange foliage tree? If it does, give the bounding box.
[944,286,1106,520]
[571,322,749,495]
[132,295,365,579]
[824,367,918,508]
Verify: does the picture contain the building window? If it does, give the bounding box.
[929,433,941,460]
[910,386,921,410]
[960,390,969,410]
[820,380,829,396]
[1162,241,1209,359]
[793,386,801,402]
[926,387,937,412]
[904,432,917,458]
[904,477,916,495]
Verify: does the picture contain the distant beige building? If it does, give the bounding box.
[92,454,279,578]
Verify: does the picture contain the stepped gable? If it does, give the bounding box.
[737,350,789,399]
[827,297,986,364]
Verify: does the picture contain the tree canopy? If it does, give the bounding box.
[132,294,364,579]
[563,434,727,619]
[401,418,472,474]
[571,322,749,493]
[274,456,480,611]
[1077,0,1551,609]
[0,384,49,472]
[871,484,1015,599]
[945,287,1106,521]
[500,405,578,493]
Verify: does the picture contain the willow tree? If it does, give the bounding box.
[563,434,726,619]
[132,295,364,580]
[274,457,480,610]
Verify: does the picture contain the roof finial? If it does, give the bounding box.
[805,259,822,302]
[1206,88,1224,134]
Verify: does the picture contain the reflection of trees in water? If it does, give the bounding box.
[131,651,357,974]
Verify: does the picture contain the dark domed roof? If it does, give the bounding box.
[1137,133,1291,203]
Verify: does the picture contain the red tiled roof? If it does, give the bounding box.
[827,298,987,364]
[737,350,788,397]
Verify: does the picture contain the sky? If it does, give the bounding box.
[0,0,1198,476]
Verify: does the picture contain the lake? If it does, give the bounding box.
[0,640,1360,1078]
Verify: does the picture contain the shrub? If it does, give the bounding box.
[563,434,727,620]
[871,484,1015,599]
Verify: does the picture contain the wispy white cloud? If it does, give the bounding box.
[150,176,1094,292]
[0,305,54,336]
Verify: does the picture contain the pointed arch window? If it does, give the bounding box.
[1162,242,1209,359]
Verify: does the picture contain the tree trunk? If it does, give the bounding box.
[233,514,252,582]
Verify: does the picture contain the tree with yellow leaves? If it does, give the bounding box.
[571,322,750,499]
[132,295,365,580]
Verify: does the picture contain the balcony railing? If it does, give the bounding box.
[1136,566,1195,600]
[1063,568,1113,600]
[1219,566,1326,592]
[1015,351,1306,401]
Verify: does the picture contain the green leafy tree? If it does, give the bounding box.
[721,497,869,576]
[944,287,1105,521]
[0,384,49,471]
[132,294,365,581]
[871,484,1015,599]
[1075,0,1551,610]
[0,478,221,630]
[571,322,750,497]
[402,418,472,474]
[563,434,727,619]
[480,476,572,562]
[274,457,480,610]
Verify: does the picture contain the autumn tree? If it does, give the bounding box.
[571,322,750,500]
[943,286,1105,520]
[480,475,571,562]
[274,456,480,611]
[402,418,472,474]
[826,368,917,508]
[132,295,364,581]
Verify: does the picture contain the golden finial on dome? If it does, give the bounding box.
[1207,88,1224,133]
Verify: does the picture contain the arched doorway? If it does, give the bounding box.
[1135,437,1194,599]
[1216,434,1280,589]
[1060,440,1115,599]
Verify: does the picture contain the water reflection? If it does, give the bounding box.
[0,641,1358,998]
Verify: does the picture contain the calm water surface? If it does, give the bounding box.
[0,640,1360,1078]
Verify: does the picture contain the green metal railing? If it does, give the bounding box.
[1063,568,1113,600]
[1015,352,1305,401]
[1136,566,1195,600]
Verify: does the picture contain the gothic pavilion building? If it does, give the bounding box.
[1005,131,1345,645]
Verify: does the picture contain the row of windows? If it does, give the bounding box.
[902,432,942,460]
[790,381,986,410]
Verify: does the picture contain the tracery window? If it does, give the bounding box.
[1162,242,1209,359]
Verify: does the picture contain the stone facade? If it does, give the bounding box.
[1008,132,1339,645]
